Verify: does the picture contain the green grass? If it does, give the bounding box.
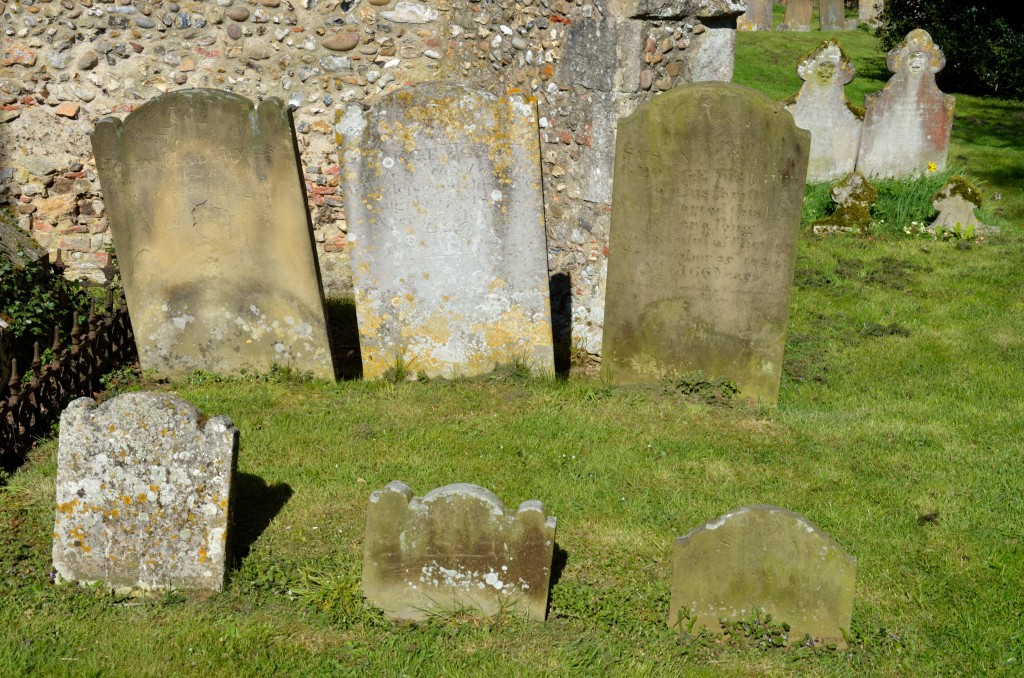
[1,23,1023,678]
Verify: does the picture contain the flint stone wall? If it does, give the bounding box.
[0,0,740,358]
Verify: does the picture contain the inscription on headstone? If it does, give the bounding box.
[362,481,557,621]
[92,89,334,380]
[856,30,955,179]
[52,392,238,592]
[819,0,845,31]
[338,82,554,379]
[786,40,862,182]
[737,0,772,31]
[602,82,809,404]
[669,505,857,647]
[780,0,812,31]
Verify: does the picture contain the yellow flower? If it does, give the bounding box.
[927,162,937,173]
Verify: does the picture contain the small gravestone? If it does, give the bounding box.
[819,0,846,31]
[813,171,877,234]
[928,177,999,238]
[669,505,856,647]
[602,82,809,404]
[337,82,554,379]
[363,481,556,621]
[856,29,955,179]
[779,0,812,31]
[737,0,773,31]
[92,89,334,380]
[859,0,882,26]
[52,392,238,592]
[786,40,863,182]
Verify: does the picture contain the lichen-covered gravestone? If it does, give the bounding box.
[819,0,846,31]
[859,0,883,26]
[92,89,334,380]
[786,40,862,182]
[362,481,556,621]
[780,0,812,31]
[52,392,238,592]
[737,0,772,31]
[856,29,955,178]
[669,505,857,647]
[337,82,554,379]
[928,177,999,238]
[602,82,809,404]
[812,171,877,234]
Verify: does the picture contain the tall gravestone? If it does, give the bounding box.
[669,505,857,647]
[856,29,955,179]
[786,40,862,182]
[52,392,238,592]
[859,0,882,26]
[780,0,812,31]
[362,481,557,621]
[602,82,809,404]
[92,89,334,380]
[819,0,846,31]
[737,0,773,31]
[337,82,554,379]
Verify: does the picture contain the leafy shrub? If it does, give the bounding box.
[877,1,1024,99]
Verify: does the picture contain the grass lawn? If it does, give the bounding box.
[2,21,1023,678]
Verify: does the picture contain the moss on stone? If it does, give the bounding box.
[798,39,853,69]
[935,175,983,206]
[845,101,865,119]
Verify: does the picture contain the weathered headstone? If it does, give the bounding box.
[52,392,238,592]
[786,40,862,182]
[856,29,955,179]
[812,171,877,234]
[362,481,557,621]
[669,505,857,647]
[602,82,809,404]
[928,178,999,238]
[737,0,773,31]
[779,0,812,31]
[859,0,883,26]
[92,89,334,380]
[819,0,846,31]
[337,82,554,379]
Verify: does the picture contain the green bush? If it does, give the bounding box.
[877,0,1024,100]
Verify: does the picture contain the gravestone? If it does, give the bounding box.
[602,82,809,404]
[785,40,862,182]
[819,0,845,31]
[812,171,877,234]
[362,481,557,621]
[856,30,955,179]
[737,0,772,31]
[669,505,857,647]
[337,82,554,379]
[779,0,812,31]
[52,392,238,592]
[928,178,999,238]
[859,0,882,26]
[92,89,334,380]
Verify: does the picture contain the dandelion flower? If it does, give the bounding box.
[927,162,937,173]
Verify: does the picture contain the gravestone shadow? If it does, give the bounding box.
[549,272,572,378]
[230,472,293,565]
[546,542,569,616]
[324,296,362,380]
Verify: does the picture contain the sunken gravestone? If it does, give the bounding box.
[602,82,809,404]
[780,0,812,31]
[737,0,773,31]
[856,29,955,179]
[669,505,857,647]
[363,481,557,621]
[928,178,998,238]
[786,40,863,182]
[338,83,554,379]
[92,89,334,380]
[812,171,877,234]
[818,0,846,31]
[52,392,238,592]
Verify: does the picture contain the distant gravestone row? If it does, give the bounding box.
[741,0,880,32]
[53,392,857,644]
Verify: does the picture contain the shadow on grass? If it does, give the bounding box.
[324,296,362,381]
[230,472,292,566]
[546,542,569,616]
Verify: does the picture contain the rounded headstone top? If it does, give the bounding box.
[887,29,946,75]
[797,40,855,86]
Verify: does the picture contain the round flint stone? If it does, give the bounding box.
[323,33,359,52]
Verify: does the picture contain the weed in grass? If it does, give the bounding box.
[381,352,417,384]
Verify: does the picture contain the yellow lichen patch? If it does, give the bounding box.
[122,496,133,505]
[487,278,507,292]
[56,499,79,514]
[219,499,228,508]
[137,493,147,503]
[198,547,208,563]
[149,484,159,492]
[107,424,116,433]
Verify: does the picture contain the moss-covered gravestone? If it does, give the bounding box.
[337,82,554,380]
[669,505,857,647]
[362,481,556,621]
[602,82,809,404]
[812,171,877,234]
[856,30,955,178]
[780,0,812,31]
[52,392,238,592]
[928,177,999,238]
[92,89,334,380]
[786,40,862,182]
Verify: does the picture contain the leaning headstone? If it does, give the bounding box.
[92,89,334,380]
[337,82,554,379]
[362,481,557,621]
[737,0,773,31]
[52,392,238,592]
[779,0,812,31]
[786,40,863,182]
[856,29,955,179]
[812,171,877,234]
[819,0,846,31]
[602,82,809,404]
[927,178,999,238]
[859,0,882,26]
[669,505,857,647]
